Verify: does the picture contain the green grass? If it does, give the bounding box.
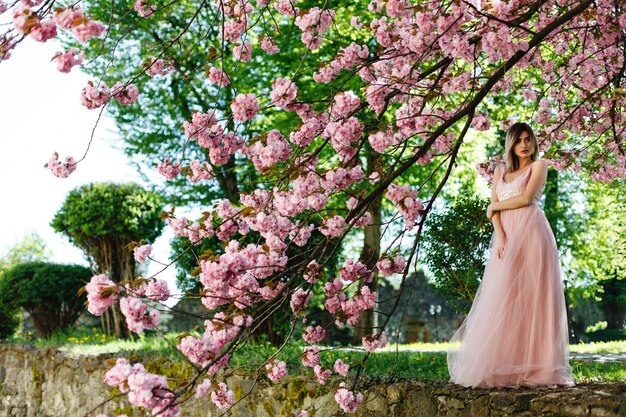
[5,329,625,383]
[569,340,626,354]
[7,328,179,357]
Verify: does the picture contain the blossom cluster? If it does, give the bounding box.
[385,184,424,230]
[323,279,377,326]
[103,359,180,417]
[376,255,407,276]
[85,274,118,316]
[195,381,234,410]
[46,153,77,178]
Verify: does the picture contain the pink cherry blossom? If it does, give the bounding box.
[330,91,361,119]
[368,129,398,153]
[12,4,37,35]
[186,159,214,182]
[80,82,111,109]
[103,358,132,392]
[334,383,363,413]
[231,93,259,122]
[313,365,332,384]
[350,16,363,29]
[290,117,324,146]
[208,67,230,86]
[303,260,321,284]
[72,20,105,43]
[472,113,491,131]
[246,129,291,170]
[30,20,57,42]
[146,58,174,76]
[270,77,298,109]
[46,153,77,178]
[195,379,212,398]
[321,117,362,161]
[133,244,153,263]
[290,287,312,315]
[333,359,349,376]
[376,255,406,276]
[362,332,387,352]
[265,359,288,382]
[385,184,423,230]
[233,41,252,62]
[144,279,170,302]
[156,157,182,179]
[182,110,218,140]
[119,297,161,333]
[134,0,156,17]
[287,220,312,245]
[112,82,139,105]
[222,18,245,42]
[313,42,369,83]
[85,274,118,316]
[274,0,299,16]
[301,346,320,367]
[319,215,346,238]
[302,325,326,344]
[53,49,83,73]
[177,335,214,366]
[339,260,374,283]
[294,7,335,50]
[210,382,234,410]
[53,6,83,29]
[260,36,279,54]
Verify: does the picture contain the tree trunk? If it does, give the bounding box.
[94,237,134,339]
[353,149,382,343]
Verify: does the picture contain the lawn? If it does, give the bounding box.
[6,329,626,383]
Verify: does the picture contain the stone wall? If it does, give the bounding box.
[1,344,625,417]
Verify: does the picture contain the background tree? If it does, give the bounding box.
[421,196,492,313]
[0,231,51,274]
[0,262,91,338]
[51,182,164,337]
[568,179,626,332]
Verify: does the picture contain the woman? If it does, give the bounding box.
[446,122,574,388]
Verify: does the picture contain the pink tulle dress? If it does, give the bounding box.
[447,161,574,388]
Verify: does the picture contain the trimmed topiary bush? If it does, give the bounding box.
[0,262,92,338]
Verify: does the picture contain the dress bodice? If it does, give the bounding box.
[496,163,544,203]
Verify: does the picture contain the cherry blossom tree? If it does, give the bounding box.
[2,0,625,414]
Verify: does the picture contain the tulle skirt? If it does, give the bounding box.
[447,203,574,388]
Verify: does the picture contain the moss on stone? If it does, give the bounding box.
[113,405,134,416]
[233,381,244,400]
[142,356,194,385]
[262,397,275,415]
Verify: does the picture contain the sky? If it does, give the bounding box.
[0,37,177,291]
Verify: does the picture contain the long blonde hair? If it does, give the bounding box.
[503,122,539,172]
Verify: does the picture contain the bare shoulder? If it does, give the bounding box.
[532,159,548,171]
[531,159,548,179]
[493,164,503,183]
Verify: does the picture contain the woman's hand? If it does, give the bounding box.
[487,203,496,220]
[494,233,506,259]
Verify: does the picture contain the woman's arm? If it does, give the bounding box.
[490,160,548,212]
[490,165,506,258]
[491,165,505,237]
